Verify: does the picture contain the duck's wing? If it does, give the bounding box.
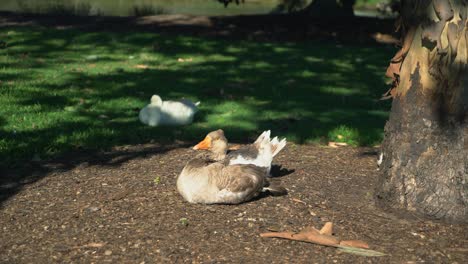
[227,144,259,161]
[213,164,267,204]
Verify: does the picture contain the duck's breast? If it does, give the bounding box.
[177,162,222,204]
[139,105,161,126]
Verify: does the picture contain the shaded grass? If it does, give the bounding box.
[131,4,168,17]
[0,26,393,167]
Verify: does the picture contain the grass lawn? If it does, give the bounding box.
[0,26,394,167]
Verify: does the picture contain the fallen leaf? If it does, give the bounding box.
[340,240,370,249]
[337,246,386,257]
[319,222,333,236]
[135,64,149,69]
[260,231,340,247]
[300,226,320,235]
[177,58,193,62]
[291,198,307,205]
[260,222,375,252]
[73,242,106,249]
[328,142,348,148]
[85,242,105,248]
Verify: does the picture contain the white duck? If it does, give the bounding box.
[139,94,200,126]
[194,130,287,177]
[177,129,287,204]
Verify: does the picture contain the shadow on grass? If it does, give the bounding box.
[0,20,394,204]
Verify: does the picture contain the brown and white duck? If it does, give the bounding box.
[195,130,287,177]
[177,129,287,204]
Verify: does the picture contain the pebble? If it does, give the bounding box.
[104,250,112,256]
[85,206,100,213]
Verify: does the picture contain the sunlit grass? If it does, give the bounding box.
[0,26,394,167]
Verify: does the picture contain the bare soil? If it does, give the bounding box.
[1,143,467,263]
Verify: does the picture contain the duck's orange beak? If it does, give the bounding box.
[193,136,211,150]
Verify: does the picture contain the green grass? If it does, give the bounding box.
[0,26,394,167]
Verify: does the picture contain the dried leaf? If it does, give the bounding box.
[135,64,149,69]
[177,58,193,62]
[300,226,320,235]
[261,222,376,254]
[85,242,105,248]
[319,222,333,236]
[291,198,307,205]
[337,246,386,257]
[73,242,106,249]
[340,240,370,249]
[260,231,341,247]
[328,142,348,148]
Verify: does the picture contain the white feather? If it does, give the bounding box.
[139,94,200,126]
[229,130,287,177]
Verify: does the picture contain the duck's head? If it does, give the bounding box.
[150,95,163,106]
[193,129,228,157]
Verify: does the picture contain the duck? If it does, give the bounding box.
[177,129,287,204]
[194,130,287,177]
[139,94,200,126]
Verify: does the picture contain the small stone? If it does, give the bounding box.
[85,206,100,213]
[104,250,112,256]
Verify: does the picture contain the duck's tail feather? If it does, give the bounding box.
[262,181,287,196]
[270,137,287,157]
[254,130,271,145]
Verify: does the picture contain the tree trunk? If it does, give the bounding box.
[376,0,467,222]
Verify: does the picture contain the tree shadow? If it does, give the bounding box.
[0,12,395,205]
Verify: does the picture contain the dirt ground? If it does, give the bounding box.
[1,143,467,263]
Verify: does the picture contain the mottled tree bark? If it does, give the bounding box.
[376,0,467,222]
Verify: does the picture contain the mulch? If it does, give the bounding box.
[1,143,466,263]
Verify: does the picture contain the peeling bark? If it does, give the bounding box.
[376,0,467,223]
